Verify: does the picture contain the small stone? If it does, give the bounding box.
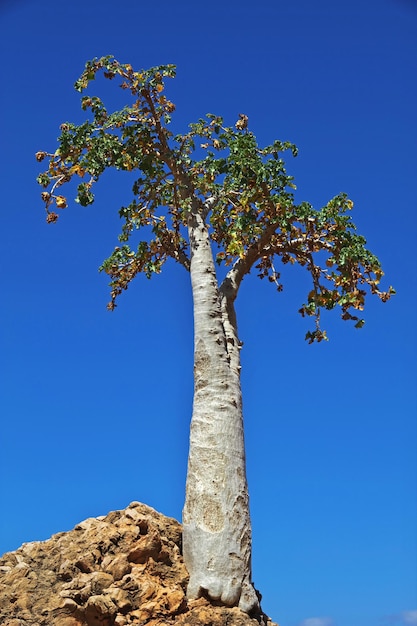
[84,594,117,625]
[124,508,141,522]
[60,598,79,613]
[166,587,186,611]
[106,587,132,612]
[54,617,84,626]
[127,501,142,509]
[102,555,130,581]
[88,571,114,594]
[127,530,161,564]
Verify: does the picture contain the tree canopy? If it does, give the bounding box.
[36,56,394,341]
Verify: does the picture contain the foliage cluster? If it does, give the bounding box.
[36,56,394,340]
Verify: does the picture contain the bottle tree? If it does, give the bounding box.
[36,57,394,614]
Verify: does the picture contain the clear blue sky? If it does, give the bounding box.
[0,1,416,626]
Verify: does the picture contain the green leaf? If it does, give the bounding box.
[76,183,94,206]
[36,173,51,188]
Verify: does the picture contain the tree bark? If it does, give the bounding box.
[182,200,259,613]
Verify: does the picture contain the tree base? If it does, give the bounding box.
[0,502,277,626]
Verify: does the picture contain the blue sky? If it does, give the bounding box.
[0,1,416,625]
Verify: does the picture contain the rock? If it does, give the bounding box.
[101,555,130,581]
[127,529,162,564]
[84,594,117,625]
[0,501,278,626]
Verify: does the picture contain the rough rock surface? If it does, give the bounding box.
[0,501,277,626]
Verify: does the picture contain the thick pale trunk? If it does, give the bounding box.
[182,202,259,613]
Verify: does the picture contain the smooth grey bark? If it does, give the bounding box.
[182,199,259,613]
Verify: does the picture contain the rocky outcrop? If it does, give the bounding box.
[0,501,277,626]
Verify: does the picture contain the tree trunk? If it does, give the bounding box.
[182,201,259,613]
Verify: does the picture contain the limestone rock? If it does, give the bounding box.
[0,501,278,626]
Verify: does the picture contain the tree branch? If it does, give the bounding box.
[219,222,279,302]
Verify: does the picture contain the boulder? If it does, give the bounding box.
[0,501,277,626]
